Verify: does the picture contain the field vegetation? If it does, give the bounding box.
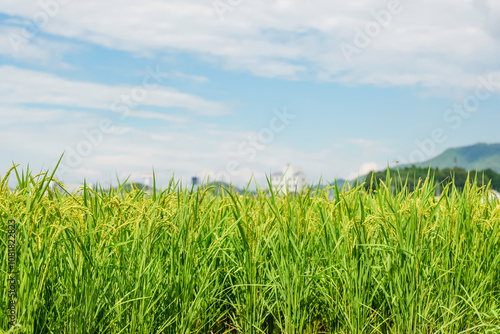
[1,165,500,333]
[363,166,500,192]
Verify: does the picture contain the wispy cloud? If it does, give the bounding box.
[0,65,230,116]
[170,71,209,83]
[0,106,66,125]
[127,110,188,122]
[0,25,79,67]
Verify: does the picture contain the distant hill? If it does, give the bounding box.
[412,143,500,173]
[326,179,347,189]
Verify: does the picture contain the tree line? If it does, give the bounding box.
[361,166,500,192]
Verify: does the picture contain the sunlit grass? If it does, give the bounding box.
[1,165,499,333]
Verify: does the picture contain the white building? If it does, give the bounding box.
[271,164,307,194]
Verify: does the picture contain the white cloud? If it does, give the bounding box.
[128,110,188,122]
[0,66,230,116]
[347,162,379,180]
[0,65,232,185]
[170,71,209,83]
[0,106,65,125]
[1,0,499,90]
[0,27,79,67]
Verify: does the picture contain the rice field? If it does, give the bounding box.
[1,166,500,333]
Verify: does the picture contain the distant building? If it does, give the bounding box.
[192,177,198,186]
[271,164,307,193]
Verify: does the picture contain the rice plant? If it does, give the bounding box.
[1,165,499,333]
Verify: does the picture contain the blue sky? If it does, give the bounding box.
[1,0,499,189]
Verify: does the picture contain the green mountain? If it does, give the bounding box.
[413,143,500,173]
